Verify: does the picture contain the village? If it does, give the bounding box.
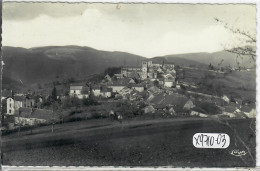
[1,60,256,133]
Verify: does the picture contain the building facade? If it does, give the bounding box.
[69,83,89,99]
[6,96,35,115]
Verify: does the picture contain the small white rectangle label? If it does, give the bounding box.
[193,133,230,148]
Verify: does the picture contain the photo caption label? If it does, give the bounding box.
[193,133,230,148]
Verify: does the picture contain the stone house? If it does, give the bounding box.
[7,95,35,115]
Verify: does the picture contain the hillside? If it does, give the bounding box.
[158,50,255,68]
[2,46,255,91]
[2,46,146,88]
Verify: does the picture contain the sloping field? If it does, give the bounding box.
[2,118,255,167]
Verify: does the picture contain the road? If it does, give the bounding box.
[2,117,256,167]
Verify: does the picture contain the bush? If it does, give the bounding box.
[195,102,222,115]
[82,98,99,106]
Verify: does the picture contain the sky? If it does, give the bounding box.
[2,3,256,58]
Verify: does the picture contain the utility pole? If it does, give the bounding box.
[18,108,21,136]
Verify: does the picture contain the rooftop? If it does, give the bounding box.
[70,83,86,87]
[151,93,188,108]
[13,95,26,101]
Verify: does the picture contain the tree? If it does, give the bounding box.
[215,18,256,68]
[104,67,121,77]
[51,86,57,101]
[50,101,62,132]
[208,63,214,70]
[1,99,7,115]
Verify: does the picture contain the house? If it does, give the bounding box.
[34,95,44,108]
[168,107,176,115]
[150,93,188,112]
[104,74,112,82]
[100,86,112,98]
[183,99,195,110]
[131,84,145,92]
[143,105,155,114]
[240,106,256,118]
[109,84,127,93]
[6,95,35,115]
[118,87,132,99]
[190,111,208,117]
[147,85,161,95]
[69,83,89,99]
[129,78,136,84]
[92,86,101,96]
[121,67,142,78]
[128,71,141,80]
[114,74,122,79]
[164,79,175,88]
[158,77,164,85]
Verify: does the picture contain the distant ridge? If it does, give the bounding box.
[2,46,255,90]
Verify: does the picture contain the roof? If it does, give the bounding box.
[70,82,86,86]
[100,86,112,92]
[92,85,100,90]
[70,85,84,90]
[240,106,254,113]
[111,83,127,87]
[122,67,141,71]
[81,86,90,94]
[13,95,26,101]
[147,86,161,94]
[165,79,175,82]
[132,84,144,88]
[153,103,166,109]
[225,106,237,113]
[151,93,188,108]
[128,71,141,79]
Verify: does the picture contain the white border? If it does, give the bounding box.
[1,0,258,3]
[1,0,259,170]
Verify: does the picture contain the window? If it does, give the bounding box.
[74,90,76,93]
[9,110,11,113]
[10,99,11,101]
[9,104,11,107]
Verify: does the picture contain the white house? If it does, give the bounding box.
[92,86,112,98]
[69,83,89,99]
[92,86,101,97]
[164,79,175,88]
[7,95,35,115]
[109,84,127,93]
[104,74,112,82]
[100,87,112,98]
[132,85,145,92]
[6,97,15,115]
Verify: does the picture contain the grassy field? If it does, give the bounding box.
[181,68,256,100]
[2,117,255,167]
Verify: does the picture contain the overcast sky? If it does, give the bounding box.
[3,3,256,58]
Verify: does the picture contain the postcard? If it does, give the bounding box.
[1,2,257,169]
